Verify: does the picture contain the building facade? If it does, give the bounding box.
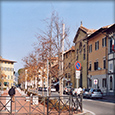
[87,24,114,95]
[73,24,96,88]
[63,46,75,88]
[105,24,115,95]
[0,56,16,89]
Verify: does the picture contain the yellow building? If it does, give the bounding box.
[0,56,16,89]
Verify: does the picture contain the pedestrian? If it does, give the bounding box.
[8,86,15,102]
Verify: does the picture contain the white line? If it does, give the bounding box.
[83,108,96,115]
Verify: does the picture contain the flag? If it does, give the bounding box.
[112,38,115,52]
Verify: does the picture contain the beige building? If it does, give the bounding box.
[63,46,75,88]
[73,24,96,88]
[87,24,114,94]
[0,56,16,89]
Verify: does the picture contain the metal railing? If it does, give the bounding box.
[0,94,82,115]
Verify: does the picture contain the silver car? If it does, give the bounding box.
[88,88,103,99]
[83,89,90,98]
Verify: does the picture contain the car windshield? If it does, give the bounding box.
[93,89,101,92]
[83,89,89,91]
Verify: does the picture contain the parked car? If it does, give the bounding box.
[51,87,56,92]
[46,86,56,92]
[88,88,103,99]
[38,87,47,91]
[83,88,90,98]
[63,86,72,94]
[72,87,82,96]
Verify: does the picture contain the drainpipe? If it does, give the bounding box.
[87,39,89,89]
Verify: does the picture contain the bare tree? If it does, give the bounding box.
[22,11,71,96]
[34,11,71,96]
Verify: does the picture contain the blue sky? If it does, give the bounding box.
[1,1,114,72]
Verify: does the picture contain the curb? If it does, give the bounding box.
[74,109,95,115]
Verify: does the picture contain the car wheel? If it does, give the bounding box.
[90,95,92,99]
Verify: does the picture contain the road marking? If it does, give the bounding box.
[83,108,96,115]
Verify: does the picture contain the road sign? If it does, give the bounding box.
[94,79,98,85]
[75,61,81,71]
[76,70,80,79]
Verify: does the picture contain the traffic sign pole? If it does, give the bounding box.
[94,79,98,89]
[75,61,81,89]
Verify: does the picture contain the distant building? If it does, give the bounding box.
[0,56,16,89]
[63,46,75,88]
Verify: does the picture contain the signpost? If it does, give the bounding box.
[75,61,81,89]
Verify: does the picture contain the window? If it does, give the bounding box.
[102,37,106,47]
[79,42,82,53]
[76,56,78,60]
[110,63,113,70]
[11,75,13,79]
[68,73,71,78]
[66,54,68,58]
[110,76,113,90]
[103,59,106,69]
[89,78,92,87]
[89,44,92,53]
[95,41,99,50]
[69,63,71,68]
[94,61,98,70]
[110,39,112,53]
[102,78,106,88]
[88,63,92,71]
[77,49,79,54]
[8,75,10,79]
[83,53,85,60]
[1,67,3,70]
[4,67,7,71]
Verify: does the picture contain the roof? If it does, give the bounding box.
[103,23,115,34]
[64,46,75,55]
[73,25,96,43]
[87,24,114,40]
[0,56,16,63]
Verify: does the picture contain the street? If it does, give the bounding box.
[83,98,115,115]
[37,91,115,115]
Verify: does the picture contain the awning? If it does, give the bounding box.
[4,82,8,86]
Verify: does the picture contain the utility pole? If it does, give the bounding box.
[60,24,65,96]
[47,59,49,96]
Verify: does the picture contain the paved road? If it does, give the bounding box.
[32,90,115,115]
[83,98,115,115]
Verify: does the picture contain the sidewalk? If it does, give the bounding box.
[103,95,115,100]
[1,88,47,114]
[1,89,92,115]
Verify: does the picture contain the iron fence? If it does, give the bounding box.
[0,94,82,115]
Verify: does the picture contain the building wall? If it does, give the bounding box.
[88,32,108,93]
[75,30,88,88]
[108,36,115,95]
[64,49,75,88]
[1,61,14,88]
